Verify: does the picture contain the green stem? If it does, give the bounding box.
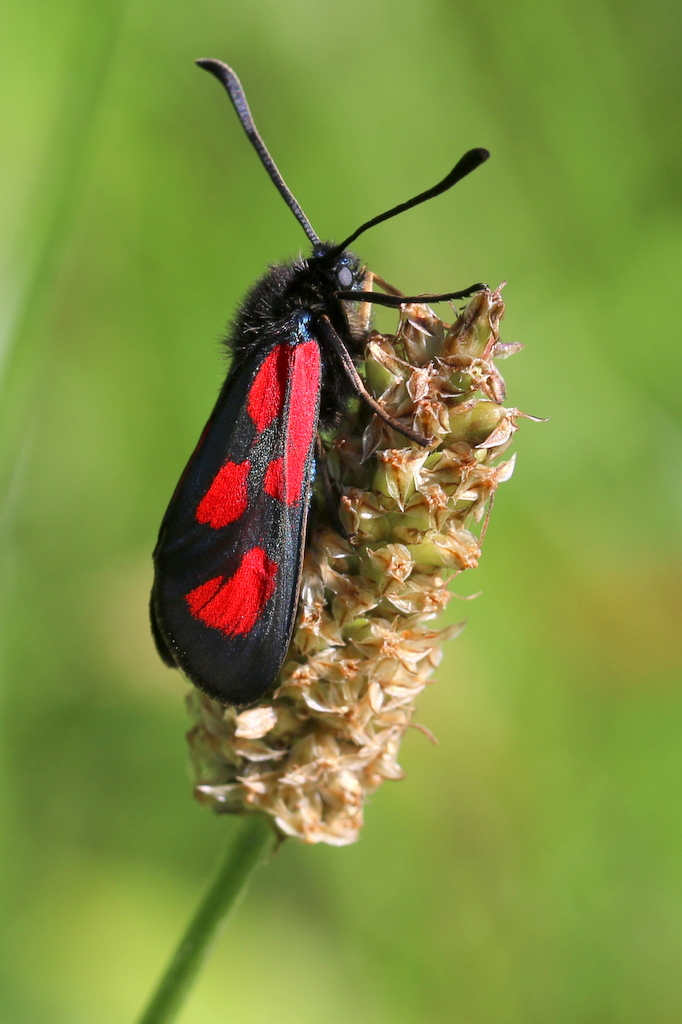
[135,815,275,1024]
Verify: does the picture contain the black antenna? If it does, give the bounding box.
[196,59,320,246]
[329,148,490,258]
[335,283,486,307]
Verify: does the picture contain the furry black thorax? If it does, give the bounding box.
[225,242,367,428]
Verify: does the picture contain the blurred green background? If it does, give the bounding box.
[1,0,681,1021]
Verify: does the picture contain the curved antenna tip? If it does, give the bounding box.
[195,58,236,83]
[195,57,224,69]
[455,148,491,176]
[193,58,320,246]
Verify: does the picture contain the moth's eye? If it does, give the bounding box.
[337,266,354,289]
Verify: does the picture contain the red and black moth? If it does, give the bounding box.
[151,59,489,707]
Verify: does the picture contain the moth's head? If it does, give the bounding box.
[310,242,365,293]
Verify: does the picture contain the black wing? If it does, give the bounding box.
[151,314,322,706]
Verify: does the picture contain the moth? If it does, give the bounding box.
[151,59,488,706]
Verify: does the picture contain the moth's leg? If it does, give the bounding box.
[317,316,430,447]
[355,272,375,336]
[355,272,405,333]
[315,434,351,539]
[369,272,404,297]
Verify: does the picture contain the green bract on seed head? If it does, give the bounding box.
[187,285,533,845]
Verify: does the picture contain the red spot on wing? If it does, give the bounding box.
[263,457,284,501]
[185,547,278,636]
[196,460,250,528]
[264,341,321,505]
[247,344,289,431]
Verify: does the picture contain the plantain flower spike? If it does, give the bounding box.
[187,284,531,845]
